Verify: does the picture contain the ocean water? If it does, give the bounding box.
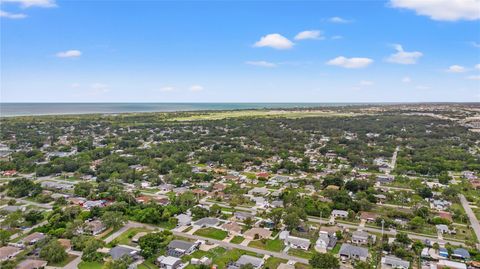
[0,103,369,117]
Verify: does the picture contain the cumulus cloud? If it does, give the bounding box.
[359,80,374,86]
[326,56,373,69]
[159,86,175,92]
[386,44,422,64]
[2,0,57,8]
[253,33,294,50]
[294,30,323,40]
[189,85,204,92]
[390,0,480,21]
[475,64,480,70]
[402,76,412,83]
[56,50,82,58]
[245,61,277,68]
[467,75,480,80]
[447,65,466,73]
[328,16,351,23]
[0,10,27,18]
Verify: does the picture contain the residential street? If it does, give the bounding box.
[458,194,480,248]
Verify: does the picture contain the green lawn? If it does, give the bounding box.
[295,263,313,269]
[264,257,287,269]
[48,254,78,267]
[78,261,103,269]
[230,235,245,244]
[138,260,157,269]
[193,227,228,240]
[212,248,261,268]
[114,227,151,245]
[288,248,314,259]
[248,239,284,252]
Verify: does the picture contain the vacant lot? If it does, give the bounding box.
[193,227,228,240]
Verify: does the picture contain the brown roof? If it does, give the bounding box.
[359,211,378,221]
[438,211,453,222]
[0,246,20,260]
[22,232,45,244]
[58,239,71,250]
[17,259,48,269]
[244,228,272,239]
[221,222,242,233]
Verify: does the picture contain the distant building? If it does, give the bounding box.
[339,243,368,261]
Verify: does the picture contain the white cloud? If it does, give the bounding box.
[331,35,343,40]
[56,50,82,58]
[386,44,422,64]
[1,0,57,8]
[390,0,480,21]
[475,64,480,70]
[328,16,351,23]
[0,10,27,19]
[471,42,480,48]
[89,83,109,95]
[447,65,466,73]
[245,61,277,68]
[253,33,294,50]
[189,85,204,92]
[294,30,323,40]
[416,85,430,90]
[359,80,374,86]
[402,76,412,83]
[70,83,80,88]
[159,86,175,92]
[326,56,373,69]
[467,75,480,80]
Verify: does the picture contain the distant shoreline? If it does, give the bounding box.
[1,102,478,117]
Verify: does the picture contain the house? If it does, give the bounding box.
[193,217,220,228]
[83,220,106,235]
[176,214,192,227]
[167,240,199,257]
[439,247,449,258]
[436,224,455,234]
[431,199,451,211]
[0,246,21,262]
[16,259,48,269]
[58,239,72,251]
[436,260,467,269]
[132,232,148,243]
[158,184,175,192]
[40,181,74,191]
[234,212,253,221]
[331,210,348,218]
[381,255,410,269]
[359,212,378,222]
[339,243,368,261]
[1,205,26,213]
[109,245,141,260]
[244,227,272,240]
[221,222,242,235]
[452,248,470,260]
[284,235,311,250]
[248,187,269,196]
[376,175,394,184]
[191,256,212,266]
[83,200,106,209]
[251,197,269,208]
[229,255,264,269]
[352,230,374,245]
[437,211,453,222]
[21,232,45,245]
[316,231,337,252]
[157,256,183,269]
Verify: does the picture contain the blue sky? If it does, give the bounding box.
[1,0,479,102]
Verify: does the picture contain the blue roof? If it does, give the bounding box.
[453,248,470,259]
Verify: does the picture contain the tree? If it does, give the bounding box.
[395,232,411,246]
[24,210,44,225]
[283,212,300,231]
[74,182,93,197]
[104,255,133,269]
[40,240,68,263]
[81,237,105,262]
[138,231,172,258]
[3,211,22,229]
[0,229,10,246]
[268,208,284,230]
[310,253,339,269]
[354,261,372,269]
[101,211,127,230]
[409,216,425,230]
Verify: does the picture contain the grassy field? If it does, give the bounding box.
[230,235,245,244]
[78,261,103,269]
[248,239,284,252]
[193,227,228,240]
[168,109,356,121]
[48,254,78,267]
[288,248,314,259]
[113,227,151,245]
[265,257,288,268]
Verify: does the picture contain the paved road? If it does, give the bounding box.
[389,146,400,173]
[48,251,82,269]
[307,217,466,246]
[108,221,309,264]
[9,220,48,240]
[3,196,53,210]
[458,194,480,248]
